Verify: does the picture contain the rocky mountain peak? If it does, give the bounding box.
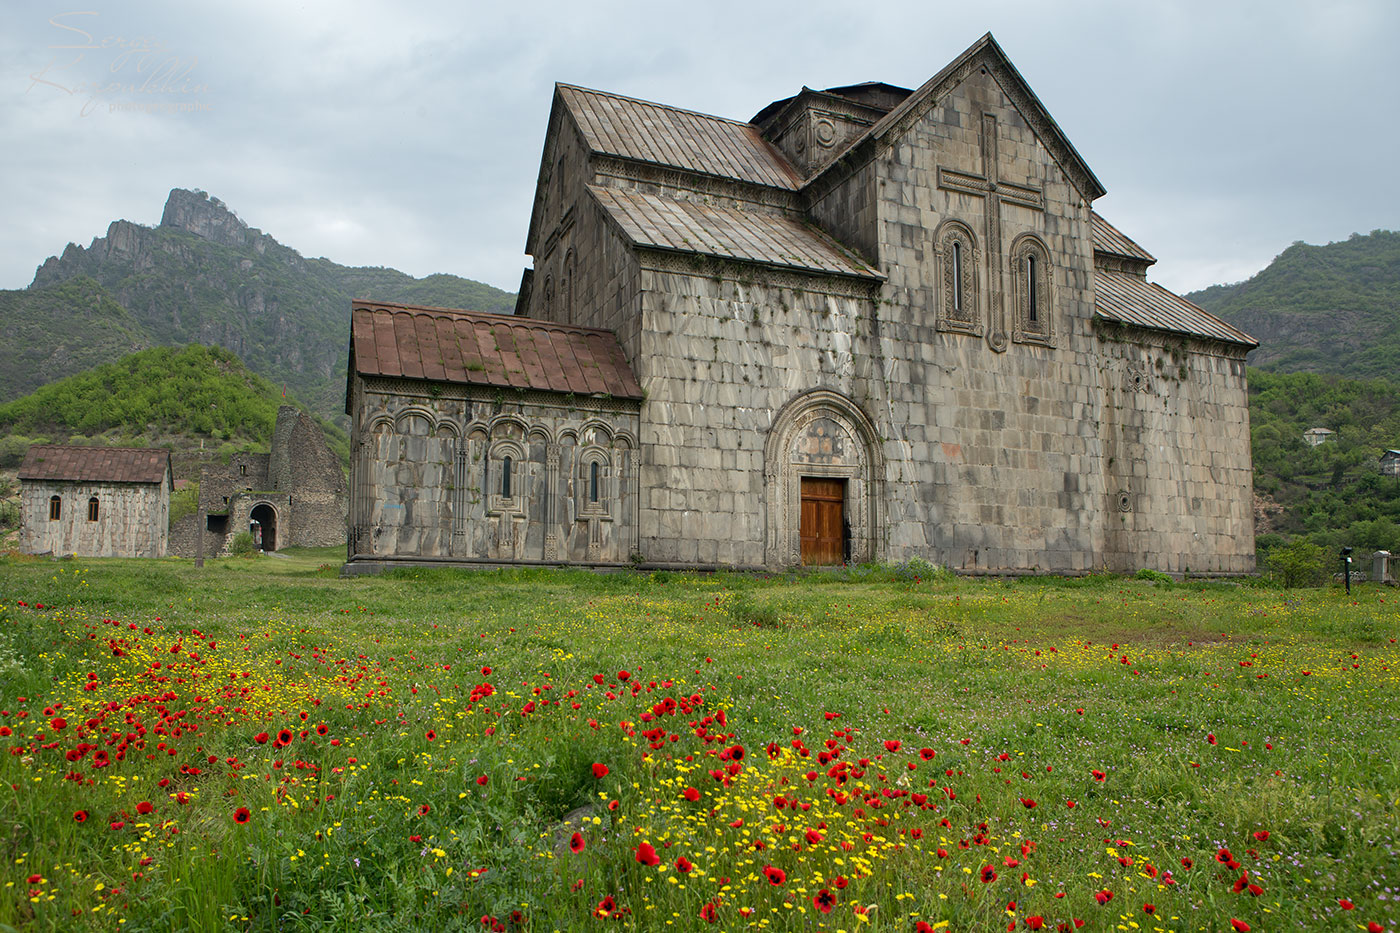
[159,188,257,248]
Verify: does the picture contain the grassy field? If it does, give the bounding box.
[0,551,1396,932]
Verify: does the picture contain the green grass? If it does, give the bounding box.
[0,555,1396,932]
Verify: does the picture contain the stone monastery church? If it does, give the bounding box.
[345,34,1257,575]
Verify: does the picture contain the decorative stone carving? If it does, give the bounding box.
[764,389,883,568]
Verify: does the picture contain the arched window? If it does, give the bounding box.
[1011,234,1053,346]
[501,456,513,499]
[935,220,979,334]
[49,495,61,521]
[87,496,99,522]
[589,461,600,503]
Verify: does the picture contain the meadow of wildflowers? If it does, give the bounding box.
[0,552,1396,932]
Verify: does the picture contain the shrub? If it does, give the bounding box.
[1266,539,1329,588]
[228,532,259,557]
[1134,568,1174,584]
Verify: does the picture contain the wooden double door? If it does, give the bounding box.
[800,477,846,565]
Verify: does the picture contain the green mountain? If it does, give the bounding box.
[0,344,347,477]
[1186,229,1400,378]
[15,188,516,423]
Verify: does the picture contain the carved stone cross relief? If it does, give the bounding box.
[937,112,1044,353]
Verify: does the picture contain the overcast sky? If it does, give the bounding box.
[3,0,1396,298]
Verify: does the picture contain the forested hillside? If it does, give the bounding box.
[1249,369,1400,554]
[0,344,347,475]
[1188,230,1400,379]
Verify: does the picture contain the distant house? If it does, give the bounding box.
[18,446,172,557]
[1382,450,1400,477]
[1303,427,1335,447]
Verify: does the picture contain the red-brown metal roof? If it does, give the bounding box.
[350,302,644,400]
[18,446,172,485]
[1095,269,1257,348]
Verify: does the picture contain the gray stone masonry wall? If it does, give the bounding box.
[269,406,348,547]
[348,376,640,564]
[1097,327,1255,574]
[21,478,168,557]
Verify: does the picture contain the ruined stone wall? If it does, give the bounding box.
[198,453,270,514]
[348,377,640,564]
[21,479,168,558]
[269,406,347,547]
[1097,328,1255,574]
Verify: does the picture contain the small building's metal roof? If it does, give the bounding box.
[557,84,801,190]
[1095,269,1257,348]
[19,446,171,486]
[350,302,643,400]
[1091,212,1156,264]
[588,185,881,280]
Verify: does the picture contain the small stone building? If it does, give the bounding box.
[18,445,171,558]
[169,406,347,555]
[345,33,1258,576]
[1382,450,1400,478]
[1303,427,1335,447]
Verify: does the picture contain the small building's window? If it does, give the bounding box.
[952,241,964,314]
[87,497,99,522]
[1026,255,1039,324]
[240,464,247,476]
[935,220,978,334]
[1011,233,1052,345]
[49,495,61,521]
[502,456,513,499]
[589,461,600,503]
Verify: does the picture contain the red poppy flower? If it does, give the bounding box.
[617,670,630,681]
[1252,830,1269,842]
[699,901,718,924]
[49,717,66,731]
[683,786,700,802]
[607,800,619,811]
[480,666,491,676]
[1094,890,1113,905]
[1181,856,1193,869]
[884,739,901,752]
[136,801,154,815]
[635,842,660,866]
[233,807,250,824]
[1340,899,1355,910]
[419,803,431,815]
[276,729,294,746]
[728,745,745,762]
[73,810,88,823]
[1367,924,1383,933]
[255,732,269,744]
[920,747,936,760]
[1020,798,1037,808]
[316,723,328,736]
[569,832,585,854]
[1207,734,1217,745]
[1142,904,1155,914]
[1230,921,1250,932]
[1025,917,1044,930]
[592,763,610,779]
[980,865,998,883]
[476,774,488,786]
[763,865,786,885]
[110,821,125,830]
[675,856,693,873]
[594,896,616,919]
[813,888,836,914]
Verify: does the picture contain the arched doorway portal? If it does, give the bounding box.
[250,503,278,552]
[764,389,883,568]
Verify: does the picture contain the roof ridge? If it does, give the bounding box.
[27,444,169,453]
[350,300,623,338]
[557,83,754,129]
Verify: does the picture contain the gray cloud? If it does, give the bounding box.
[3,0,1396,297]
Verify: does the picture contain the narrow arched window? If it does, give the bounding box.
[589,461,600,503]
[501,456,513,499]
[1026,255,1039,324]
[49,495,61,521]
[952,241,963,314]
[88,497,99,522]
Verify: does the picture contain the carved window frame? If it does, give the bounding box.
[576,447,613,522]
[935,219,981,335]
[486,440,526,518]
[1010,233,1054,347]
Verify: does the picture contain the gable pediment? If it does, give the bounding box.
[804,34,1105,205]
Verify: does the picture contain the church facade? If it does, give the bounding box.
[344,34,1256,576]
